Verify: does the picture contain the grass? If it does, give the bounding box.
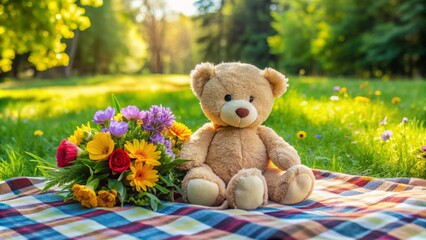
[0,75,425,180]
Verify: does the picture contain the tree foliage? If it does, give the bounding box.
[74,0,145,74]
[194,0,276,68]
[269,0,426,78]
[0,0,102,73]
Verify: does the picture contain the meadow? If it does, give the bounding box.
[0,75,425,180]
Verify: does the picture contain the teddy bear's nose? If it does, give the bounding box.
[236,108,250,118]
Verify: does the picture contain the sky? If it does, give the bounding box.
[165,0,197,16]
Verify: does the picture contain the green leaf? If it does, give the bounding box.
[111,94,121,112]
[108,179,127,206]
[146,192,163,211]
[154,184,170,194]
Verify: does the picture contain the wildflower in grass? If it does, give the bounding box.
[402,117,408,123]
[141,105,175,133]
[56,139,84,167]
[380,116,387,126]
[86,132,115,161]
[124,139,161,166]
[391,97,401,104]
[333,86,341,92]
[93,106,115,125]
[167,121,192,142]
[381,130,393,142]
[316,134,322,139]
[72,184,98,208]
[340,87,347,94]
[97,189,118,208]
[121,105,141,120]
[109,148,131,173]
[126,162,159,192]
[297,131,307,139]
[374,90,382,96]
[330,96,339,101]
[34,130,44,136]
[354,96,370,103]
[359,81,369,89]
[109,120,128,137]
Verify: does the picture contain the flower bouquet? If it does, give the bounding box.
[42,96,191,210]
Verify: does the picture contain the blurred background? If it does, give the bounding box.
[1,0,425,80]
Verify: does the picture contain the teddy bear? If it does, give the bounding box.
[178,62,315,210]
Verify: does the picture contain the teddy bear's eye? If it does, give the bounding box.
[224,94,232,102]
[249,96,254,103]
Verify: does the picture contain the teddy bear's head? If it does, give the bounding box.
[190,62,288,128]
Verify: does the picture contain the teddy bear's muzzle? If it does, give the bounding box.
[220,100,258,128]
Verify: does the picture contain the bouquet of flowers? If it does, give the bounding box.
[42,97,191,210]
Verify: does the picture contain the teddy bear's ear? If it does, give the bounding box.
[263,67,289,98]
[190,62,215,99]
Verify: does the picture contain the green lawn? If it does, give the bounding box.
[0,75,425,180]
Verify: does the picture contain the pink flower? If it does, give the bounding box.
[56,139,83,167]
[109,149,131,173]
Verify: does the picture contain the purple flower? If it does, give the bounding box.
[93,106,115,125]
[150,133,175,158]
[141,105,175,133]
[379,116,387,126]
[316,134,322,139]
[402,117,408,123]
[381,130,393,141]
[109,121,128,137]
[121,105,141,120]
[333,86,341,92]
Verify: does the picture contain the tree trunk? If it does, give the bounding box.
[65,30,79,78]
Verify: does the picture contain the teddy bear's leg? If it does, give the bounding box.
[226,168,268,210]
[264,165,315,205]
[182,164,226,206]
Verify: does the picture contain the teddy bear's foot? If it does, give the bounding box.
[226,168,268,210]
[265,165,315,205]
[182,165,226,206]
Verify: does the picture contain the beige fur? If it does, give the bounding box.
[179,62,315,210]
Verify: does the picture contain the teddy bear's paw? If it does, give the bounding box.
[227,168,268,210]
[278,165,315,205]
[187,179,221,206]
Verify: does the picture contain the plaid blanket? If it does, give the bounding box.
[1,170,425,239]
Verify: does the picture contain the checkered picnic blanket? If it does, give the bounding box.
[1,170,425,239]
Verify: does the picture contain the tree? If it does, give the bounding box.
[0,0,103,76]
[73,0,145,75]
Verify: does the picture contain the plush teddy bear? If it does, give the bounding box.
[178,62,315,210]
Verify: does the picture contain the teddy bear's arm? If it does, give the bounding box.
[258,126,301,170]
[178,123,216,170]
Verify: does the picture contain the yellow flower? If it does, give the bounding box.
[374,90,381,96]
[86,132,115,160]
[113,113,123,122]
[126,162,159,192]
[167,122,192,142]
[34,130,44,136]
[340,87,347,94]
[68,122,92,145]
[354,96,370,103]
[72,184,98,208]
[297,131,307,139]
[391,97,401,104]
[97,189,118,208]
[124,139,161,166]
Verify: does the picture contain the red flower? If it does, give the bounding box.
[109,149,131,173]
[56,139,81,167]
